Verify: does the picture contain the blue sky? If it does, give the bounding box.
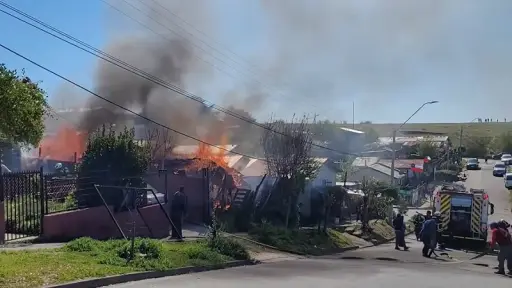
[2,0,512,124]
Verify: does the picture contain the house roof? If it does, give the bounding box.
[352,157,380,167]
[340,127,365,134]
[367,163,403,179]
[378,136,448,145]
[378,159,425,169]
[172,144,237,155]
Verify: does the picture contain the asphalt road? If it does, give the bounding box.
[464,159,511,223]
[106,257,510,288]
[105,163,512,287]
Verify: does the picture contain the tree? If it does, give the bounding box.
[0,64,49,146]
[362,127,379,144]
[464,136,492,157]
[76,125,150,208]
[361,179,398,230]
[261,114,320,228]
[144,127,176,170]
[496,132,512,153]
[416,138,438,157]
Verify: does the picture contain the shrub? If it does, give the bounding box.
[208,236,250,260]
[76,126,150,208]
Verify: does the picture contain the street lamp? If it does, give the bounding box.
[390,101,439,184]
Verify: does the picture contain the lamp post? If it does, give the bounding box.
[390,101,439,185]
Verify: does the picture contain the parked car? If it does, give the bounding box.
[505,173,512,189]
[466,158,480,170]
[501,154,512,165]
[493,163,507,177]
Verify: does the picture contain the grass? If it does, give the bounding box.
[0,237,249,288]
[339,122,512,138]
[248,223,353,255]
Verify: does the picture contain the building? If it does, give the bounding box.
[311,127,365,158]
[348,163,404,184]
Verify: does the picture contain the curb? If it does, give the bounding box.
[45,260,257,288]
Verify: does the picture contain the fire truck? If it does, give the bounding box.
[433,184,494,247]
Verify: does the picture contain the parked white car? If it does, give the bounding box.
[505,173,512,189]
[501,154,512,165]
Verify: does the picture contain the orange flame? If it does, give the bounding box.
[185,133,229,171]
[184,133,243,188]
[40,125,86,162]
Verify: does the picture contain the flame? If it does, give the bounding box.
[186,133,229,171]
[40,125,86,162]
[184,133,243,188]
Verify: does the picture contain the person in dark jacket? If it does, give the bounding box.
[170,186,187,240]
[489,222,512,275]
[420,212,439,257]
[393,213,408,250]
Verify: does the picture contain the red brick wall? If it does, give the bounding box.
[42,204,170,241]
[0,201,4,244]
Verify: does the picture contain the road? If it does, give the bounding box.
[464,159,511,223]
[106,256,510,288]
[105,162,512,287]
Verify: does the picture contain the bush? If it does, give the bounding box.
[208,236,250,260]
[76,126,150,208]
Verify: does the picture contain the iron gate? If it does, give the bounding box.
[1,168,44,242]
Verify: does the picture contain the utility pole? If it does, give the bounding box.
[459,126,463,148]
[352,102,355,129]
[390,130,396,185]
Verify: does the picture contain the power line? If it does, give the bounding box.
[0,2,357,157]
[0,42,268,161]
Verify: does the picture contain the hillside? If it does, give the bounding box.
[338,122,512,138]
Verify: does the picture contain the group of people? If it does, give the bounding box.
[396,210,440,257]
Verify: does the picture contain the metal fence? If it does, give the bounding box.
[1,168,175,242]
[1,168,44,241]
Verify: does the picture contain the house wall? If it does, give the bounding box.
[299,164,337,217]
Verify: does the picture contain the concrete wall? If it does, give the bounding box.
[42,204,170,241]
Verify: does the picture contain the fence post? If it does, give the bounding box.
[39,166,45,235]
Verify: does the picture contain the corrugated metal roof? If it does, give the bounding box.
[340,127,365,134]
[352,157,380,167]
[368,163,403,179]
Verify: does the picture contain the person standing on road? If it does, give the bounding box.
[420,212,439,257]
[489,222,512,275]
[170,186,187,240]
[393,213,408,251]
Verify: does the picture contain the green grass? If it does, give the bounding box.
[339,122,512,138]
[248,224,353,255]
[0,237,248,288]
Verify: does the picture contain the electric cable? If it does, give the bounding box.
[0,2,357,157]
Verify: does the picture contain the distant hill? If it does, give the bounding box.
[338,122,512,138]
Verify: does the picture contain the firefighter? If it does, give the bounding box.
[421,212,440,257]
[413,213,425,241]
[498,219,511,229]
